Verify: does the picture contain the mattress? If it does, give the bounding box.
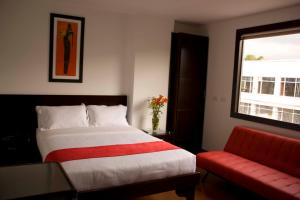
[37,126,196,191]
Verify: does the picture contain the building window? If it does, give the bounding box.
[240,76,253,92]
[239,102,251,114]
[281,77,300,97]
[278,108,300,124]
[294,110,300,124]
[255,105,273,118]
[231,19,300,131]
[258,77,275,95]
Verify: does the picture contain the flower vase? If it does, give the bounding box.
[152,113,159,133]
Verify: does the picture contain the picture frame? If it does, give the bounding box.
[49,13,85,83]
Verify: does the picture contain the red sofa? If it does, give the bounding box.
[197,126,300,200]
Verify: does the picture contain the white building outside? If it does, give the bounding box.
[238,59,300,124]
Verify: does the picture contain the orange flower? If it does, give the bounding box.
[162,97,168,104]
[149,95,168,109]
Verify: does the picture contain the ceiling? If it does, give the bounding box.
[70,0,300,23]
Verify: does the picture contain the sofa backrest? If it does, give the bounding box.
[224,126,300,178]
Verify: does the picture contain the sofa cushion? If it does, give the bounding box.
[197,151,300,200]
[224,126,300,178]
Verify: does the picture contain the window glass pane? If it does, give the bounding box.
[294,111,300,124]
[280,77,300,97]
[239,102,251,114]
[285,82,295,96]
[261,81,274,94]
[257,77,275,94]
[282,108,293,123]
[255,105,273,118]
[241,76,253,92]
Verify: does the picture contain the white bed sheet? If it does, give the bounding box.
[37,126,196,191]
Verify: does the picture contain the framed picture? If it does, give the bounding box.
[49,13,85,83]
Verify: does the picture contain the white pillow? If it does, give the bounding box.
[87,105,129,127]
[36,104,88,130]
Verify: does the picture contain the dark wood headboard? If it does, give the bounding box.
[0,94,127,165]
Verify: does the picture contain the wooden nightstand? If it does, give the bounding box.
[0,162,75,200]
[0,133,41,166]
[143,130,174,143]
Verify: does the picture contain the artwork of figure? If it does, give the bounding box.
[54,21,78,76]
[49,13,84,82]
[63,24,73,74]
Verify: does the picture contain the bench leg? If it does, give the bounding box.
[176,186,195,200]
[201,171,209,183]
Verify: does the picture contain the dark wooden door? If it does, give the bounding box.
[167,33,208,153]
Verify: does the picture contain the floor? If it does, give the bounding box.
[132,171,265,200]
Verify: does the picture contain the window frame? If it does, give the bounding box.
[230,19,300,131]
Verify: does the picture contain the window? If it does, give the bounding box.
[241,76,253,92]
[231,19,300,131]
[255,105,273,118]
[239,102,251,114]
[258,77,275,95]
[278,108,300,124]
[281,77,300,97]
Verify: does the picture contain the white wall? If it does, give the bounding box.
[0,0,173,129]
[203,5,300,151]
[0,0,125,95]
[128,16,173,130]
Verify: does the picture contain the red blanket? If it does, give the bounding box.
[45,141,180,162]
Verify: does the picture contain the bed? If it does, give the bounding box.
[0,94,200,200]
